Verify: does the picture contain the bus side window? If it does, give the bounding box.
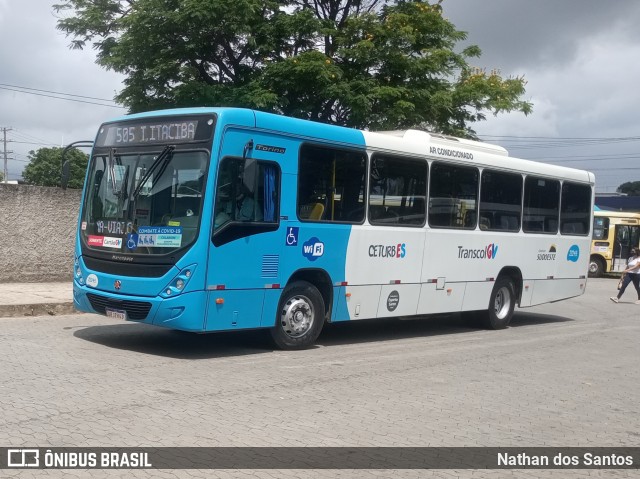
[479,170,522,232]
[500,216,519,231]
[369,154,426,227]
[562,222,585,235]
[593,217,609,240]
[464,211,476,228]
[298,144,366,223]
[428,162,478,229]
[560,182,591,236]
[523,220,542,232]
[299,202,325,220]
[545,218,558,233]
[213,157,280,245]
[523,176,560,234]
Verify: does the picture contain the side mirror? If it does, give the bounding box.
[61,140,94,189]
[240,139,256,194]
[241,158,257,194]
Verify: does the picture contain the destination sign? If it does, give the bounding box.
[95,115,216,147]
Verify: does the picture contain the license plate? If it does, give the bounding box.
[105,308,127,321]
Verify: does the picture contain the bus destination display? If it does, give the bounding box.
[95,116,215,147]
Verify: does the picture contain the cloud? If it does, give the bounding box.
[1,0,638,192]
[0,1,125,180]
[443,0,640,192]
[445,0,640,72]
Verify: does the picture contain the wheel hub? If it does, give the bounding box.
[281,296,314,338]
[494,287,511,320]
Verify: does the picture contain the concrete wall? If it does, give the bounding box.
[0,184,82,283]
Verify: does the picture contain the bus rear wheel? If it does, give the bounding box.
[482,277,516,329]
[588,256,604,278]
[270,281,325,350]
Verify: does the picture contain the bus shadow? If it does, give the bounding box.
[508,311,574,327]
[73,322,274,359]
[73,310,572,358]
[316,310,572,347]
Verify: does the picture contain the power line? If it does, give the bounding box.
[481,134,640,141]
[0,85,125,109]
[11,131,45,144]
[12,128,55,146]
[530,152,640,160]
[9,140,59,146]
[536,155,640,164]
[479,134,640,153]
[507,141,638,151]
[0,82,117,103]
[576,167,640,172]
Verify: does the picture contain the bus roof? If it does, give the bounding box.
[375,129,509,156]
[362,129,593,184]
[106,107,594,185]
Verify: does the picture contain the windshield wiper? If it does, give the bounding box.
[108,148,126,196]
[131,145,175,199]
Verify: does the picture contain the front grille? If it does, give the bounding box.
[87,293,152,320]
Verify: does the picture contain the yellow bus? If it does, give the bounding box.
[589,210,640,277]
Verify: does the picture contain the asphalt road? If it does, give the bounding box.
[1,277,638,478]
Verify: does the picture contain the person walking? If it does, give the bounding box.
[610,248,640,303]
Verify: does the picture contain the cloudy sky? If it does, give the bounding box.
[1,0,639,193]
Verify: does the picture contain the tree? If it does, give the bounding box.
[0,171,4,182]
[54,0,532,136]
[22,147,88,189]
[617,181,640,196]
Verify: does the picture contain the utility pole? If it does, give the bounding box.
[2,127,12,183]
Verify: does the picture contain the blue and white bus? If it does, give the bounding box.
[71,107,595,349]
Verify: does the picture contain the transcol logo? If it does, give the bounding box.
[458,243,498,260]
[302,237,325,261]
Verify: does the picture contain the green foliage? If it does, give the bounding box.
[0,170,4,182]
[22,147,88,189]
[617,181,640,196]
[54,0,532,136]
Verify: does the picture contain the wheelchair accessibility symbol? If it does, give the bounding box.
[285,227,299,246]
[126,233,139,250]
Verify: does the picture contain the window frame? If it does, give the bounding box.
[478,169,523,232]
[212,155,281,247]
[368,153,427,228]
[427,161,480,230]
[559,181,592,236]
[297,143,368,225]
[592,216,609,241]
[522,175,561,235]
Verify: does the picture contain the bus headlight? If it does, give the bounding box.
[74,257,85,285]
[160,265,196,298]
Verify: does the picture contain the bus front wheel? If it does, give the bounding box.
[483,277,516,329]
[588,256,605,278]
[271,281,325,350]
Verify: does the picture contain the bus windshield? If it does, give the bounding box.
[80,148,208,255]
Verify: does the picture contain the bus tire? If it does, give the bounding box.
[270,281,325,350]
[482,277,516,329]
[588,256,605,278]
